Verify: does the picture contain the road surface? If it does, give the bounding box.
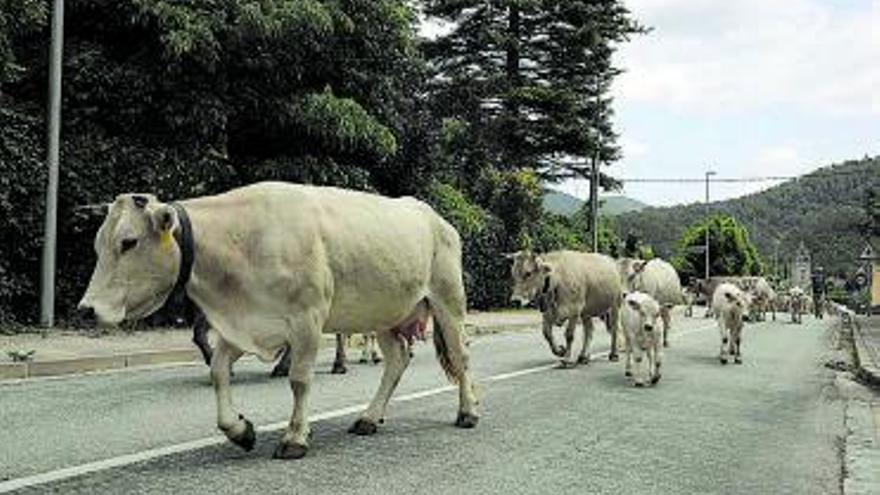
[0,313,846,494]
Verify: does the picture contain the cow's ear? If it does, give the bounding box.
[536,257,552,274]
[627,299,640,311]
[724,292,736,303]
[151,205,176,234]
[634,261,647,273]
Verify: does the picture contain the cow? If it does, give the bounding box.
[682,287,696,318]
[789,287,806,324]
[618,258,683,347]
[712,283,750,365]
[77,182,479,459]
[330,333,384,375]
[508,250,623,367]
[620,291,663,386]
[748,277,777,322]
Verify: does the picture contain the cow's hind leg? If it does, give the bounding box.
[660,306,671,347]
[211,339,251,450]
[349,330,410,435]
[717,318,729,365]
[332,333,348,374]
[430,297,479,429]
[274,315,322,460]
[607,304,622,362]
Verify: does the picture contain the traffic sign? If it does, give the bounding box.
[859,243,876,261]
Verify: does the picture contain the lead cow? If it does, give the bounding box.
[78,182,479,459]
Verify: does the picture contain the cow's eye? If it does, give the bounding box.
[121,238,138,254]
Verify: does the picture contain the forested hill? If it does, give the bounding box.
[613,157,880,275]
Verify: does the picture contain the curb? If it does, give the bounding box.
[0,349,202,382]
[0,322,541,382]
[852,318,880,387]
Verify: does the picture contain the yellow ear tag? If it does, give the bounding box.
[160,229,173,250]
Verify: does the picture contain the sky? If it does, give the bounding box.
[423,1,880,207]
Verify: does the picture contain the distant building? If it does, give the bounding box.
[790,241,811,291]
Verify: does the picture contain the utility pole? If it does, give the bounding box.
[704,170,716,280]
[40,0,64,328]
[589,80,601,253]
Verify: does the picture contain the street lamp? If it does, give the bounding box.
[704,170,716,280]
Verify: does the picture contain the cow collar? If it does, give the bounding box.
[170,202,195,297]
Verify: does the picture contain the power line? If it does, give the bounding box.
[618,169,870,184]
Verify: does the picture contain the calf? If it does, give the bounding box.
[618,258,683,347]
[621,292,663,386]
[712,283,750,365]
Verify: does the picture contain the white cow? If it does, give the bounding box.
[618,258,683,347]
[712,283,750,365]
[508,250,623,366]
[78,182,479,459]
[621,291,664,386]
[789,287,806,324]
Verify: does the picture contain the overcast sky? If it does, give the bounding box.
[422,1,880,207]
[550,0,880,206]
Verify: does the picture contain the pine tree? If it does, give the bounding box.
[424,0,645,185]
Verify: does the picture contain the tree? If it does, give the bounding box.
[0,0,427,323]
[423,0,645,186]
[672,214,764,284]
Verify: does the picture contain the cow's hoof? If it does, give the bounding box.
[331,362,348,375]
[577,355,590,365]
[651,374,661,385]
[608,353,620,362]
[734,357,742,365]
[719,358,728,365]
[230,417,256,452]
[372,356,383,364]
[663,341,670,348]
[348,418,378,436]
[624,371,633,377]
[558,360,577,369]
[455,412,479,429]
[634,382,645,388]
[273,442,308,460]
[358,357,368,364]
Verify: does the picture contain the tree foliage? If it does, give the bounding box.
[671,214,764,285]
[424,0,645,184]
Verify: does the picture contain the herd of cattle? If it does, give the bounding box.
[74,183,840,460]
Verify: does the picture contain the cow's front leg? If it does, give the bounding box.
[542,317,565,357]
[274,323,321,460]
[623,328,634,378]
[350,330,410,435]
[578,315,595,364]
[632,342,646,387]
[732,326,742,365]
[211,339,251,450]
[559,318,579,368]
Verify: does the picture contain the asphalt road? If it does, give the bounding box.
[0,313,845,494]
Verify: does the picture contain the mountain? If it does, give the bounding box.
[612,157,880,277]
[543,190,649,216]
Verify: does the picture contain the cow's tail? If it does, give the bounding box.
[431,308,466,385]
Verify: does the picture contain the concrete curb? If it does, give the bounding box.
[1,349,202,381]
[0,322,541,382]
[852,318,880,387]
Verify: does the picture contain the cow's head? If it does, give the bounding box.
[78,194,183,326]
[505,251,552,307]
[625,293,661,333]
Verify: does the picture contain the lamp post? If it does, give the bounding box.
[704,170,716,280]
[40,0,65,328]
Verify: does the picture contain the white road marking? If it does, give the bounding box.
[0,323,714,493]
